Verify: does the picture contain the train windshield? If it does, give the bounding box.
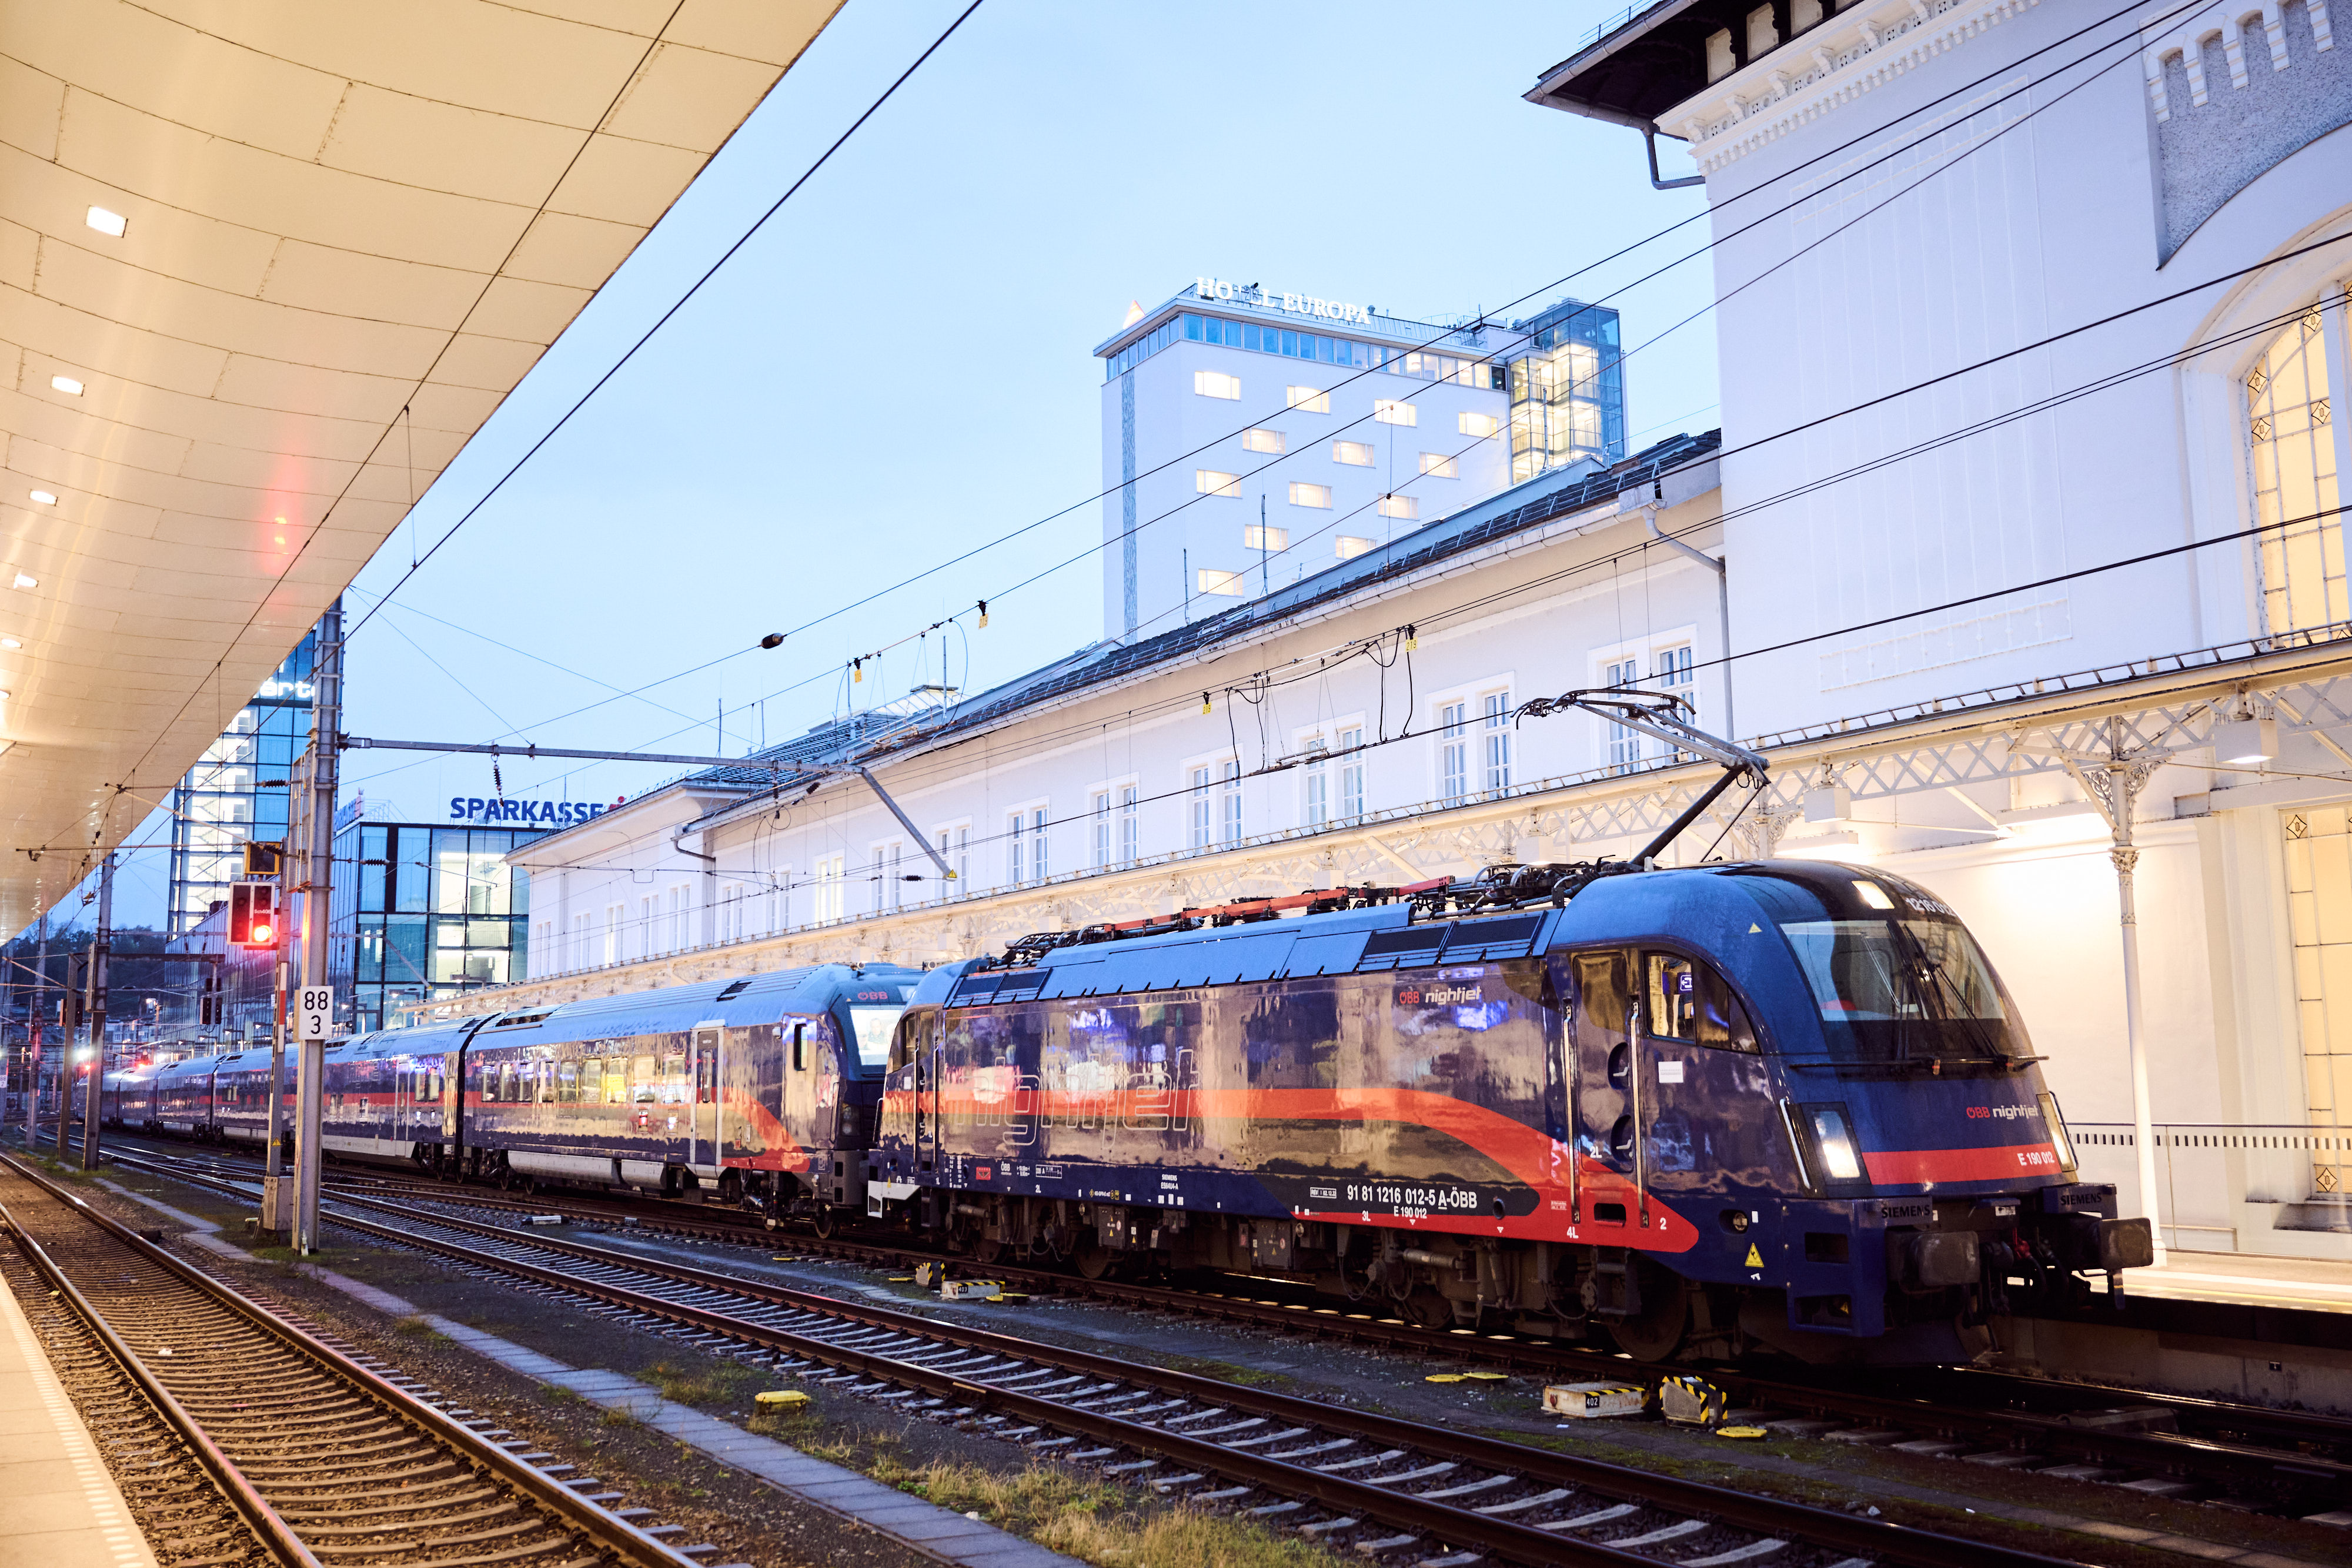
[1778,915,2029,1065]
[845,1004,906,1070]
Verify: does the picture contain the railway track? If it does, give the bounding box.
[0,1151,733,1568]
[98,1138,2352,1523]
[95,1146,2130,1567]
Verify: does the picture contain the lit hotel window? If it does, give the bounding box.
[1289,482,1331,509]
[1336,536,1374,560]
[1198,568,1245,596]
[1420,452,1458,478]
[1459,411,1500,439]
[1196,469,1242,497]
[1374,399,1417,427]
[1287,386,1330,413]
[1242,427,1286,454]
[1377,494,1418,520]
[1334,440,1374,466]
[1245,523,1288,551]
[1194,369,1241,400]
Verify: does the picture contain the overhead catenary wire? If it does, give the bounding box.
[279,0,2293,862]
[550,488,2352,901]
[336,0,2200,776]
[341,0,990,648]
[97,0,703,852]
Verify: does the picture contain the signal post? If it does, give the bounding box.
[231,855,286,1232]
[292,599,342,1255]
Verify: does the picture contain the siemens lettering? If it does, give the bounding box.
[448,797,606,826]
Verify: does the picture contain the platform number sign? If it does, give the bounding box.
[298,987,338,1042]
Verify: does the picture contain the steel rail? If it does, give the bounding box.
[262,1172,2092,1568]
[1,1196,318,1568]
[104,1142,2352,1489]
[0,1151,706,1568]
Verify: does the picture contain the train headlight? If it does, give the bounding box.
[2038,1091,2077,1173]
[1808,1105,1863,1181]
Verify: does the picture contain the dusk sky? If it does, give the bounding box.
[52,0,1718,933]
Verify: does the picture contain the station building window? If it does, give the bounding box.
[1420,452,1458,478]
[1336,535,1374,560]
[1460,411,1501,439]
[1374,399,1418,426]
[2248,295,2346,639]
[1242,427,1285,453]
[1377,494,1418,520]
[1194,369,1241,399]
[2285,807,2352,1196]
[1197,468,1241,497]
[1245,523,1287,551]
[1334,440,1374,466]
[1287,386,1330,413]
[1198,568,1245,596]
[812,854,846,922]
[1482,690,1512,792]
[1338,725,1365,820]
[1289,482,1331,509]
[1439,701,1469,803]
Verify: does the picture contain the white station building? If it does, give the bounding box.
[429,0,2351,1274]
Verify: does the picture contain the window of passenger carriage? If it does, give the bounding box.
[632,1054,660,1104]
[1645,952,1758,1052]
[556,1060,580,1103]
[577,1057,600,1104]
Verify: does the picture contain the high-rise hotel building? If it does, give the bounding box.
[1097,279,1622,641]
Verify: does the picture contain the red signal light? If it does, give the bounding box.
[230,881,279,948]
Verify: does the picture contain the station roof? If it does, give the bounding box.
[0,1,842,932]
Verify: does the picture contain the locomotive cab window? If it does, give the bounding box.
[846,996,910,1072]
[1777,902,2030,1065]
[1645,952,1758,1053]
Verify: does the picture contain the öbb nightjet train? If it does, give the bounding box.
[101,691,2152,1366]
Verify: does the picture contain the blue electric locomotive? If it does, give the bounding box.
[869,858,2153,1366]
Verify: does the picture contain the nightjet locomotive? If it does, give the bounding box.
[866,860,2154,1366]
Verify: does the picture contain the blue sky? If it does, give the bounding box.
[55,0,1719,934]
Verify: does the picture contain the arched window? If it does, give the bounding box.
[2247,297,2344,637]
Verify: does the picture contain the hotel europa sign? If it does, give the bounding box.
[1194,277,1374,326]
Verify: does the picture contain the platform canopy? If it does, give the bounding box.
[0,0,841,934]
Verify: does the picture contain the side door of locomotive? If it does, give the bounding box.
[689,1024,722,1171]
[1635,950,1774,1204]
[1565,948,1642,1225]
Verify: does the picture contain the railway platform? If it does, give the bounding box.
[0,1265,158,1568]
[2119,1248,2352,1316]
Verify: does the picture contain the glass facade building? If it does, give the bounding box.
[166,631,318,935]
[330,816,546,1032]
[1507,300,1624,483]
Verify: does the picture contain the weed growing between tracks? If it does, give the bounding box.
[740,1404,1347,1568]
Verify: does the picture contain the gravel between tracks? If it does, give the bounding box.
[55,1145,2352,1568]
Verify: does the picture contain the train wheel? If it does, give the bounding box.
[811,1207,840,1241]
[1074,1243,1115,1281]
[973,1238,1004,1266]
[1606,1269,1691,1363]
[1399,1291,1452,1330]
